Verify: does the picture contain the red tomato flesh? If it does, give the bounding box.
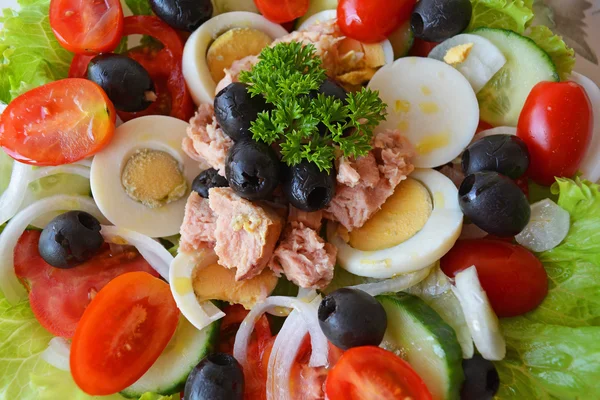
[517,81,593,186]
[408,38,439,57]
[441,239,548,317]
[49,0,124,54]
[254,0,309,24]
[338,0,416,43]
[14,230,159,338]
[71,271,179,395]
[0,79,116,166]
[326,346,432,400]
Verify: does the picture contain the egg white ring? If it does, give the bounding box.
[90,116,200,238]
[170,250,226,332]
[328,168,463,279]
[183,11,289,105]
[297,10,394,66]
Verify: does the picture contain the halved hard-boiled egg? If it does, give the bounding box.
[327,168,463,279]
[368,57,479,168]
[90,116,201,238]
[182,11,288,105]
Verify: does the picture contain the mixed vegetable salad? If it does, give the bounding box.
[0,0,599,399]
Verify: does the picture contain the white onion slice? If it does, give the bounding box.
[472,126,517,143]
[234,296,327,368]
[41,337,71,371]
[0,162,35,225]
[100,225,172,281]
[515,199,570,252]
[350,268,431,296]
[571,72,600,182]
[0,195,106,304]
[452,266,506,360]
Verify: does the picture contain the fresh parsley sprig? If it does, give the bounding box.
[239,41,387,172]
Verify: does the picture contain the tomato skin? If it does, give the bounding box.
[326,346,432,400]
[517,81,593,186]
[408,38,439,57]
[253,0,309,24]
[441,239,548,317]
[338,0,416,43]
[71,271,179,395]
[49,0,123,54]
[69,54,95,78]
[0,78,116,166]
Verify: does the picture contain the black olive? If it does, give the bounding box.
[149,0,213,32]
[184,353,244,400]
[459,171,531,237]
[460,355,500,400]
[214,83,269,142]
[192,168,228,198]
[87,54,155,112]
[226,139,281,200]
[38,211,104,269]
[318,288,387,350]
[462,135,530,179]
[283,160,336,212]
[411,0,472,42]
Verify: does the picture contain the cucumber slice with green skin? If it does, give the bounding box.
[473,27,559,127]
[120,317,220,398]
[388,20,414,59]
[378,293,464,400]
[295,0,338,29]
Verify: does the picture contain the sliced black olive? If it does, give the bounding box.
[283,160,336,212]
[318,288,387,350]
[184,353,244,400]
[226,139,281,201]
[460,355,500,400]
[411,0,472,42]
[38,211,104,269]
[87,54,155,112]
[150,0,213,32]
[459,171,530,237]
[192,168,228,198]
[214,83,269,142]
[462,135,530,179]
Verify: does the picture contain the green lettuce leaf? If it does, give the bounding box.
[527,25,575,81]
[468,0,534,34]
[494,178,600,399]
[0,0,73,104]
[124,0,153,16]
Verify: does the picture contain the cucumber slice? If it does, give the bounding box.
[295,0,338,29]
[121,317,220,398]
[378,294,464,400]
[473,27,558,127]
[388,21,414,59]
[212,0,259,15]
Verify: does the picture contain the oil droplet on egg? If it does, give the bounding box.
[420,86,432,96]
[416,133,451,155]
[395,100,411,113]
[419,102,439,114]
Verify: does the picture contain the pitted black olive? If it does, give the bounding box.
[214,83,269,142]
[150,0,213,32]
[411,0,472,42]
[192,168,228,198]
[462,134,530,179]
[283,160,336,212]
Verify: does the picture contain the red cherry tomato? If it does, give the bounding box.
[441,239,548,317]
[0,78,116,166]
[71,271,180,395]
[68,54,95,78]
[326,346,432,400]
[338,0,416,43]
[253,0,309,24]
[408,38,439,57]
[49,0,123,54]
[517,81,593,186]
[13,231,159,338]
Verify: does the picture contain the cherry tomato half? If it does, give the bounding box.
[71,271,180,395]
[408,38,439,57]
[517,81,593,186]
[254,0,310,24]
[0,79,116,166]
[441,239,548,317]
[338,0,416,43]
[326,346,432,400]
[49,0,124,55]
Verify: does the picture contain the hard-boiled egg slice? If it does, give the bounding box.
[90,116,200,238]
[570,72,600,182]
[182,11,288,105]
[297,10,394,66]
[368,57,479,168]
[328,168,463,279]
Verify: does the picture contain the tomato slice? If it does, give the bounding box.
[326,346,432,400]
[49,0,124,54]
[441,239,548,317]
[71,271,179,395]
[0,79,116,166]
[13,230,160,338]
[254,0,310,23]
[69,54,96,78]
